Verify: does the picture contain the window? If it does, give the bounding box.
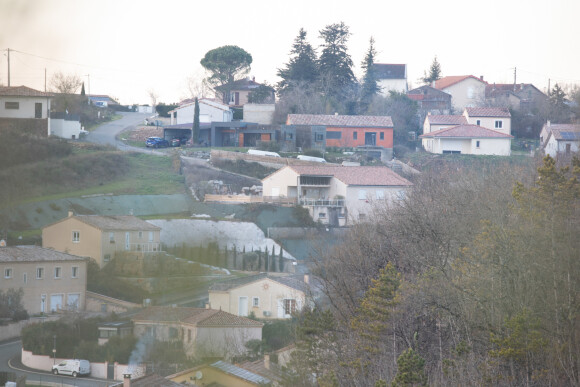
[318,212,326,218]
[353,131,358,140]
[380,132,384,140]
[23,273,27,284]
[283,299,296,315]
[104,254,111,262]
[4,268,12,279]
[138,231,143,239]
[5,102,19,109]
[36,267,44,279]
[476,120,481,126]
[358,189,367,200]
[286,132,294,140]
[396,190,407,200]
[72,231,80,243]
[476,140,481,148]
[71,266,79,278]
[495,120,503,129]
[376,190,385,200]
[67,293,80,310]
[315,133,324,141]
[148,232,154,242]
[326,131,342,139]
[169,327,179,339]
[358,213,366,221]
[109,232,115,243]
[35,102,42,118]
[54,267,62,279]
[253,297,260,307]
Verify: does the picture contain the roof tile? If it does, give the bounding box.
[426,115,468,125]
[465,107,511,118]
[0,86,53,97]
[287,114,393,127]
[434,75,486,90]
[420,124,513,138]
[285,165,412,186]
[0,246,87,263]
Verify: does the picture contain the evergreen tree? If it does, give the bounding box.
[193,98,200,144]
[265,246,269,272]
[360,37,380,104]
[277,28,319,95]
[80,82,86,97]
[258,248,262,271]
[278,248,284,272]
[420,56,442,85]
[391,348,428,387]
[233,244,237,269]
[318,22,356,101]
[547,83,570,122]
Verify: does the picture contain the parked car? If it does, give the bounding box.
[52,359,91,377]
[146,137,169,148]
[171,138,181,147]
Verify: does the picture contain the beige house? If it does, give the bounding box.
[435,75,487,111]
[543,124,580,158]
[262,165,412,224]
[208,273,310,320]
[420,124,513,155]
[423,114,467,135]
[42,212,161,268]
[0,246,87,314]
[463,107,511,135]
[131,306,263,359]
[215,77,275,108]
[0,86,53,136]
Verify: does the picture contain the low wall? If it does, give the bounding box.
[210,150,330,168]
[21,349,145,381]
[204,194,263,203]
[0,316,60,342]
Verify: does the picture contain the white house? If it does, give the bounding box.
[463,107,511,135]
[49,113,82,139]
[169,98,232,125]
[0,86,53,136]
[374,63,408,95]
[435,75,487,111]
[543,124,580,158]
[423,114,467,135]
[420,124,513,156]
[262,165,413,224]
[208,273,310,319]
[243,103,275,125]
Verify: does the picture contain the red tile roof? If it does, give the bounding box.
[0,246,87,263]
[420,124,513,138]
[287,114,393,127]
[0,86,53,97]
[426,115,468,125]
[131,306,263,327]
[551,126,580,141]
[74,215,160,231]
[287,165,412,186]
[434,75,486,90]
[465,107,511,118]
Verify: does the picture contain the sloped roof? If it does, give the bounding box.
[237,358,283,383]
[287,114,393,128]
[426,115,467,126]
[465,107,511,118]
[485,83,546,98]
[171,97,231,113]
[215,78,274,92]
[110,374,181,387]
[287,165,412,187]
[407,85,451,100]
[420,124,514,139]
[551,127,580,141]
[0,246,87,263]
[0,85,53,97]
[131,306,263,327]
[372,64,406,79]
[209,273,309,293]
[211,360,271,385]
[543,123,580,133]
[72,215,160,231]
[434,75,487,90]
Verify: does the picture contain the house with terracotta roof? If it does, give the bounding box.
[286,114,394,157]
[485,83,547,111]
[434,75,487,111]
[463,107,511,135]
[541,123,580,158]
[408,85,452,117]
[420,124,513,155]
[131,306,263,359]
[215,77,275,109]
[208,273,311,319]
[42,212,161,268]
[0,86,53,136]
[373,63,408,95]
[262,165,412,224]
[423,114,468,135]
[0,246,88,314]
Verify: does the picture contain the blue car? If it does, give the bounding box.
[146,137,169,148]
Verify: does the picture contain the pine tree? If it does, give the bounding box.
[193,98,200,144]
[278,248,284,272]
[277,28,319,95]
[391,348,428,387]
[421,56,442,85]
[80,82,86,97]
[361,37,380,104]
[318,22,356,101]
[265,246,269,272]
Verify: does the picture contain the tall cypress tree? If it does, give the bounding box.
[193,97,200,144]
[360,37,380,105]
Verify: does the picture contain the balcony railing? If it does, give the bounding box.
[299,199,345,207]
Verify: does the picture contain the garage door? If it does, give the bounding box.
[50,294,63,312]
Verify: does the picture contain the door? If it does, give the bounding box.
[50,294,63,312]
[35,103,42,118]
[365,132,377,146]
[238,296,248,316]
[41,294,46,313]
[125,232,130,250]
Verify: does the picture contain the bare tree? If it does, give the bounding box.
[49,72,82,94]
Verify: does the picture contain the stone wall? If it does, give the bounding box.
[0,118,48,137]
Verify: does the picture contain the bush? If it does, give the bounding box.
[303,149,323,158]
[393,144,411,158]
[257,141,281,152]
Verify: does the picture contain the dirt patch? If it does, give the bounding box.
[128,125,164,141]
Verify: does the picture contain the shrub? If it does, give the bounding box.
[303,149,323,158]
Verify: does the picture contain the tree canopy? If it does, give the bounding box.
[360,37,381,107]
[318,22,356,100]
[200,45,253,89]
[421,56,442,85]
[276,28,319,95]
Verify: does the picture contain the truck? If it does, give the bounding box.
[52,359,91,377]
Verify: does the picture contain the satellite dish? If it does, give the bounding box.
[195,371,203,380]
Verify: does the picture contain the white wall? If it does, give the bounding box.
[424,137,511,155]
[243,104,275,124]
[50,118,81,139]
[464,114,511,135]
[0,96,50,118]
[137,105,153,113]
[443,78,486,111]
[171,101,232,125]
[378,79,408,95]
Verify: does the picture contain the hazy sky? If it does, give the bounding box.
[1,0,579,105]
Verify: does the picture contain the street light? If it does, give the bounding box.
[52,335,56,365]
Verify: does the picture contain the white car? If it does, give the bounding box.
[52,359,90,377]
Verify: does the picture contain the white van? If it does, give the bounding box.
[297,155,327,163]
[248,149,281,157]
[52,359,90,377]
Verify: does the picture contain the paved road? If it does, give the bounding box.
[0,339,111,386]
[86,111,150,148]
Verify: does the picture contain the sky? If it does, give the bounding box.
[1,0,579,105]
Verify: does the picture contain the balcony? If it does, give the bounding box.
[299,199,345,208]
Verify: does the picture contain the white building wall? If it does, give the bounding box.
[50,119,81,139]
[443,78,486,111]
[171,101,232,125]
[378,79,408,95]
[0,96,50,118]
[470,138,512,156]
[344,185,406,221]
[262,168,299,198]
[464,114,511,135]
[243,104,275,124]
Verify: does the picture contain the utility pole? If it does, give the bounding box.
[513,67,517,91]
[7,48,10,87]
[85,74,90,105]
[44,68,47,92]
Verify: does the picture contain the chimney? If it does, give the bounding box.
[123,373,132,387]
[252,76,256,82]
[205,303,211,309]
[334,112,338,116]
[304,274,310,284]
[431,80,435,88]
[547,120,551,127]
[264,354,270,370]
[480,75,484,81]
